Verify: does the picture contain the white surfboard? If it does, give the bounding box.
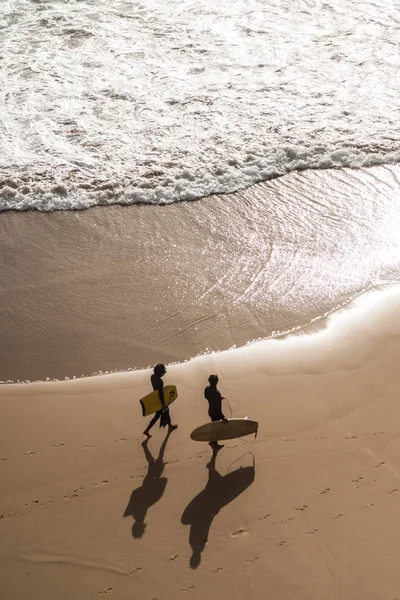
[190,418,258,442]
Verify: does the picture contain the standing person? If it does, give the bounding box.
[143,364,178,438]
[204,374,228,451]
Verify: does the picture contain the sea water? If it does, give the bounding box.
[1,0,399,211]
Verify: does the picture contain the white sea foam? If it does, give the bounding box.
[1,0,399,211]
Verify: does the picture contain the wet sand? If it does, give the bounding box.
[2,166,400,598]
[2,164,400,382]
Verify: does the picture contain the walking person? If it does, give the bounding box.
[143,364,178,438]
[204,374,228,451]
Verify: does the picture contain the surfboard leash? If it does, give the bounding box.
[224,397,257,443]
[226,451,255,474]
[239,432,257,444]
[224,397,233,418]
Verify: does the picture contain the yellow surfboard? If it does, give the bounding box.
[140,385,178,417]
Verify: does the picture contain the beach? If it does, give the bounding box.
[2,1,400,596]
[1,283,400,599]
[2,165,400,598]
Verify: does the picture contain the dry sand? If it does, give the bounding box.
[1,286,400,599]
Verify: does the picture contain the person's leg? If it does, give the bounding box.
[208,415,224,450]
[163,408,178,432]
[208,441,224,450]
[143,411,161,437]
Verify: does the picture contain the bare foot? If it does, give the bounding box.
[169,424,178,432]
[143,430,152,439]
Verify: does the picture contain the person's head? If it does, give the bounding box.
[208,374,218,386]
[154,363,166,377]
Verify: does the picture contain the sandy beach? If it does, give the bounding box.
[2,2,400,597]
[2,166,400,598]
[2,282,400,599]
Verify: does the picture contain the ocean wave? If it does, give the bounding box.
[1,0,400,211]
[1,146,400,211]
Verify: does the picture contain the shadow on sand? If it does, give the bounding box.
[123,431,171,538]
[181,451,255,568]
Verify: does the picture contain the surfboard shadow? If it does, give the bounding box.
[123,431,171,539]
[181,453,255,568]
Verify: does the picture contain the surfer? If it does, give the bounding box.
[204,374,228,451]
[143,364,178,438]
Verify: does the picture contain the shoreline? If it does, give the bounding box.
[2,164,400,383]
[0,281,396,386]
[1,285,400,599]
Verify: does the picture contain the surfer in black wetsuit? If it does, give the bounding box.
[143,364,178,438]
[204,374,228,451]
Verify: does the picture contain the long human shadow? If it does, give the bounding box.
[123,431,171,538]
[181,452,255,568]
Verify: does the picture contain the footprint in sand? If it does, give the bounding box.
[23,451,35,456]
[319,488,330,496]
[114,438,127,444]
[314,437,326,441]
[64,487,84,500]
[275,540,286,547]
[272,517,295,525]
[333,513,344,520]
[99,588,113,595]
[345,435,357,440]
[52,443,65,447]
[260,513,270,521]
[246,557,259,563]
[2,510,19,519]
[375,461,385,468]
[167,555,179,562]
[129,567,142,575]
[83,444,96,449]
[25,500,52,507]
[295,505,308,512]
[231,528,249,538]
[351,477,363,483]
[189,451,207,460]
[1,457,8,461]
[389,489,399,495]
[180,586,194,592]
[363,504,375,509]
[212,567,223,572]
[307,529,319,535]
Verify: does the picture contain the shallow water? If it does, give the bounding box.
[2,165,400,382]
